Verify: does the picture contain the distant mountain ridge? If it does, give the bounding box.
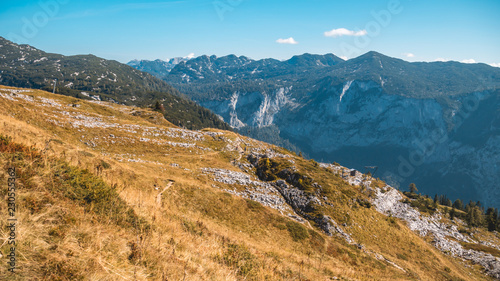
[127,56,191,78]
[130,51,500,209]
[167,53,344,85]
[0,37,230,130]
[164,51,499,100]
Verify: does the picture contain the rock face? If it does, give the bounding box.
[373,186,500,279]
[373,188,470,241]
[277,83,500,210]
[245,153,356,244]
[273,180,319,212]
[202,87,299,129]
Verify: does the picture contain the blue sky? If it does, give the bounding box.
[0,0,499,66]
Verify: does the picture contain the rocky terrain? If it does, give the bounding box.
[373,187,500,279]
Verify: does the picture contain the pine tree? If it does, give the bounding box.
[466,202,484,228]
[449,207,456,220]
[497,209,500,231]
[409,183,418,194]
[154,100,162,111]
[486,208,498,231]
[452,199,464,211]
[445,198,452,207]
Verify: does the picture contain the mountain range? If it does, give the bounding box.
[129,52,500,209]
[127,57,191,79]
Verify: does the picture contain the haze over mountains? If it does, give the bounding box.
[129,52,500,209]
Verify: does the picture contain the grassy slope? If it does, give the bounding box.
[0,37,231,131]
[0,85,495,280]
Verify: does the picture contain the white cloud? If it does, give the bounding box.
[276,37,298,45]
[489,63,500,68]
[461,59,476,64]
[340,56,348,61]
[324,28,367,38]
[184,53,195,59]
[434,58,450,62]
[403,53,415,58]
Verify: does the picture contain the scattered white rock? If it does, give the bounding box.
[373,186,500,279]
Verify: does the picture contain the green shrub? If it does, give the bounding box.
[49,139,64,145]
[54,164,148,230]
[397,253,408,261]
[78,150,94,157]
[100,159,111,169]
[286,221,309,242]
[182,219,206,236]
[409,195,437,215]
[274,223,287,230]
[246,199,264,211]
[216,243,259,279]
[309,229,325,252]
[357,198,372,208]
[254,156,316,191]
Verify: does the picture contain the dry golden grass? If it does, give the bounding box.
[0,85,495,280]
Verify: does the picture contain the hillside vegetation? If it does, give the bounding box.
[0,85,498,280]
[0,37,230,131]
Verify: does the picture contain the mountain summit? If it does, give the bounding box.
[127,56,193,78]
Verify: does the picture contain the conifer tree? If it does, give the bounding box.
[452,199,464,211]
[409,183,418,194]
[486,208,498,231]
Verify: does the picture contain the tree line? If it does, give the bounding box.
[406,183,499,232]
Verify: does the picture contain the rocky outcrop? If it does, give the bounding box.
[246,153,355,244]
[373,188,470,241]
[273,179,356,244]
[201,168,298,216]
[273,180,319,211]
[373,186,500,279]
[316,215,355,244]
